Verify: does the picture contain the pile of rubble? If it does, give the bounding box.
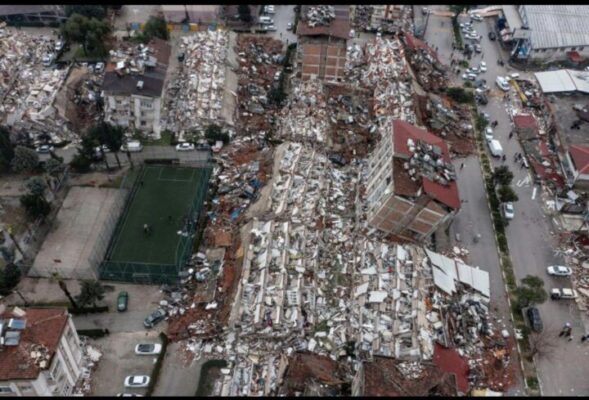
[165,30,228,135]
[236,36,284,136]
[305,5,336,27]
[352,5,374,31]
[109,42,159,76]
[72,337,102,396]
[277,78,329,143]
[404,40,449,93]
[0,28,73,141]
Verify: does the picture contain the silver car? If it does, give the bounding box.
[546,265,572,277]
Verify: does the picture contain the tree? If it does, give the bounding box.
[88,122,124,168]
[205,124,230,144]
[141,16,169,42]
[0,126,15,173]
[527,328,558,360]
[51,273,78,310]
[76,279,105,308]
[514,275,547,309]
[20,193,51,220]
[238,5,253,23]
[25,176,48,201]
[11,146,39,173]
[45,158,65,177]
[0,263,21,296]
[493,165,514,186]
[446,87,473,104]
[476,114,489,132]
[70,152,93,173]
[61,14,110,56]
[65,5,106,20]
[498,185,519,203]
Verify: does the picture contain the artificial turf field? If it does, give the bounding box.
[108,165,206,266]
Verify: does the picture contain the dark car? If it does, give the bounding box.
[117,291,128,312]
[488,31,497,41]
[144,309,166,328]
[177,52,185,62]
[526,307,543,332]
[475,94,488,105]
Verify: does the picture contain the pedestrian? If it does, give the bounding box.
[581,335,588,342]
[559,329,566,337]
[481,52,484,60]
[502,154,506,162]
[569,335,574,341]
[509,131,513,139]
[520,161,525,169]
[143,223,148,234]
[168,215,173,223]
[140,180,144,187]
[460,162,465,169]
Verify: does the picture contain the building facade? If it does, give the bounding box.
[365,120,460,241]
[0,6,66,26]
[566,145,589,190]
[0,307,85,397]
[102,38,170,138]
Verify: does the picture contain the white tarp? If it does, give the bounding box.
[456,261,490,298]
[428,249,490,298]
[534,69,589,94]
[425,249,457,280]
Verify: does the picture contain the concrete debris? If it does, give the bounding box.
[403,33,449,93]
[352,5,374,31]
[164,30,228,135]
[0,28,73,143]
[305,5,336,27]
[72,337,103,396]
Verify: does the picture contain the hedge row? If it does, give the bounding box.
[69,305,109,315]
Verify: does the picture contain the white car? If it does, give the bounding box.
[117,394,143,397]
[462,73,477,81]
[265,5,275,14]
[175,142,195,151]
[287,22,293,30]
[95,145,111,154]
[266,24,277,31]
[546,265,573,277]
[36,144,54,154]
[479,61,487,72]
[484,127,494,141]
[124,376,150,388]
[135,343,162,355]
[471,13,483,22]
[550,288,578,300]
[502,202,514,219]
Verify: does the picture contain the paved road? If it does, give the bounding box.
[153,342,206,396]
[40,146,211,166]
[268,5,297,45]
[423,5,526,395]
[460,14,589,397]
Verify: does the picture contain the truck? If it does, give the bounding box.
[487,139,503,158]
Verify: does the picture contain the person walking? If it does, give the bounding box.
[460,162,465,169]
[509,131,514,139]
[581,334,588,342]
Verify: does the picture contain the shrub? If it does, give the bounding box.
[77,328,109,338]
[446,87,473,103]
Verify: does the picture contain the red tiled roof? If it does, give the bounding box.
[0,308,69,381]
[433,344,470,395]
[393,120,449,161]
[569,144,589,174]
[422,178,461,210]
[513,114,538,130]
[403,32,442,64]
[392,120,460,209]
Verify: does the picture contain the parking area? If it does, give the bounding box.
[89,331,162,396]
[73,282,166,334]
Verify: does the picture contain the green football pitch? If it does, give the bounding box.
[108,165,207,266]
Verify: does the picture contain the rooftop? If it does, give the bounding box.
[0,5,63,16]
[162,5,219,24]
[0,308,69,381]
[297,5,351,41]
[547,93,589,148]
[569,144,589,174]
[391,120,460,210]
[513,113,539,130]
[520,5,589,49]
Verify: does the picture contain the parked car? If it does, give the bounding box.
[42,53,55,67]
[176,142,195,151]
[94,62,105,74]
[474,44,482,53]
[488,31,497,40]
[36,144,54,154]
[143,309,166,328]
[265,5,275,14]
[117,291,128,312]
[462,73,477,81]
[266,24,277,31]
[471,13,483,22]
[121,140,143,152]
[422,7,429,15]
[177,52,185,62]
[550,288,578,300]
[526,307,543,332]
[502,202,514,219]
[135,343,162,355]
[481,112,491,122]
[479,61,487,72]
[475,94,488,105]
[124,376,150,388]
[55,40,64,53]
[484,127,494,141]
[546,265,573,277]
[287,22,293,30]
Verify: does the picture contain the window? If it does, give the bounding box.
[0,387,14,394]
[140,100,152,108]
[140,121,147,126]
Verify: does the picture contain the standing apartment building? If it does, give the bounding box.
[102,38,171,138]
[0,307,85,397]
[365,120,460,242]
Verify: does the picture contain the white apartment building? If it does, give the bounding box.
[0,307,85,397]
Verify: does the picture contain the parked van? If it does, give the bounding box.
[496,76,510,91]
[121,140,143,152]
[259,16,273,25]
[488,139,503,157]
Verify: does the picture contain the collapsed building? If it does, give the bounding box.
[164,30,230,138]
[364,120,460,242]
[403,32,449,93]
[101,38,171,138]
[0,27,72,144]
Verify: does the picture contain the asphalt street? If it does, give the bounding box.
[267,5,297,46]
[425,5,589,395]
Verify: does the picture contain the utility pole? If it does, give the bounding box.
[6,226,25,259]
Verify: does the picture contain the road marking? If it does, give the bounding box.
[532,186,537,200]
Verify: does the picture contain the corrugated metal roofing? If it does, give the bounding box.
[522,5,589,49]
[534,69,589,93]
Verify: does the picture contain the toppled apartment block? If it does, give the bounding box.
[403,32,449,93]
[102,38,171,138]
[165,30,228,136]
[364,120,460,242]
